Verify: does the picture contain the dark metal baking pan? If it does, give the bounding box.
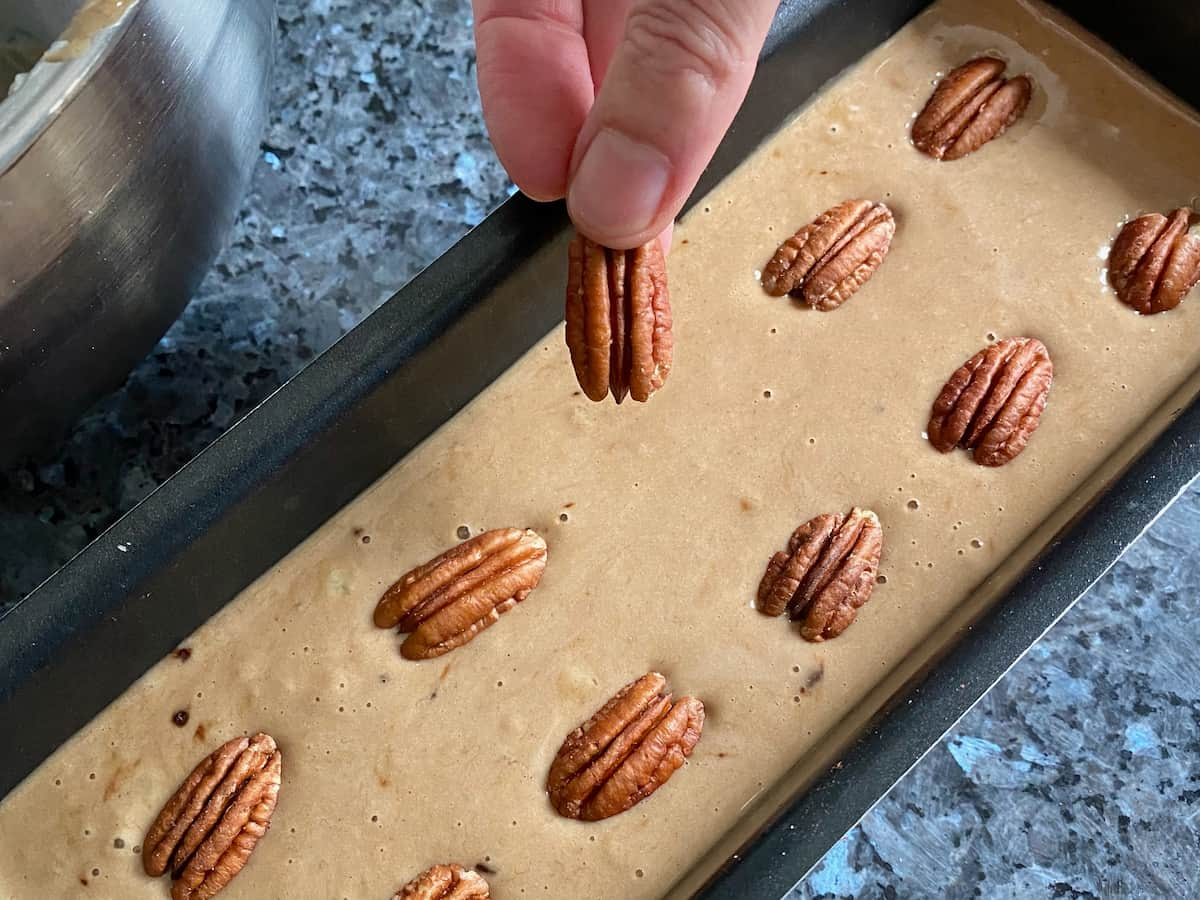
[2,0,1197,896]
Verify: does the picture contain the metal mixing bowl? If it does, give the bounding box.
[0,0,275,462]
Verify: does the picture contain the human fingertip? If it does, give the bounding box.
[567,128,673,249]
[517,184,564,203]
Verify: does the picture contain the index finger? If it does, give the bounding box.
[474,1,595,200]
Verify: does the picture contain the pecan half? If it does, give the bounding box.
[564,233,673,403]
[1108,208,1200,315]
[761,199,895,310]
[374,528,548,660]
[756,507,884,641]
[393,864,490,900]
[547,672,704,821]
[928,336,1053,467]
[143,733,281,900]
[912,57,1032,160]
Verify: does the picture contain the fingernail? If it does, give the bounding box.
[568,129,671,244]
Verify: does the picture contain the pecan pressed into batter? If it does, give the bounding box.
[374,528,548,660]
[393,863,490,899]
[762,199,895,310]
[142,733,281,900]
[1108,207,1200,315]
[912,56,1032,160]
[547,672,704,821]
[927,336,1052,467]
[757,507,884,641]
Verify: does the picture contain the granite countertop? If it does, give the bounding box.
[2,2,1197,897]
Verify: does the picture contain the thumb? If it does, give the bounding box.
[567,0,778,249]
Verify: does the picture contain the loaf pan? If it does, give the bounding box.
[1,1,1197,896]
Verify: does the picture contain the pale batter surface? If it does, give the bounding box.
[3,1,1199,897]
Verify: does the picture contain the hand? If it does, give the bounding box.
[473,1,779,249]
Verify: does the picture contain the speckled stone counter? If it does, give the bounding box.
[1,3,1197,898]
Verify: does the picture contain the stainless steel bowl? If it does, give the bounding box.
[0,0,274,461]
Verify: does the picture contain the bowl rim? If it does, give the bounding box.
[0,0,141,176]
